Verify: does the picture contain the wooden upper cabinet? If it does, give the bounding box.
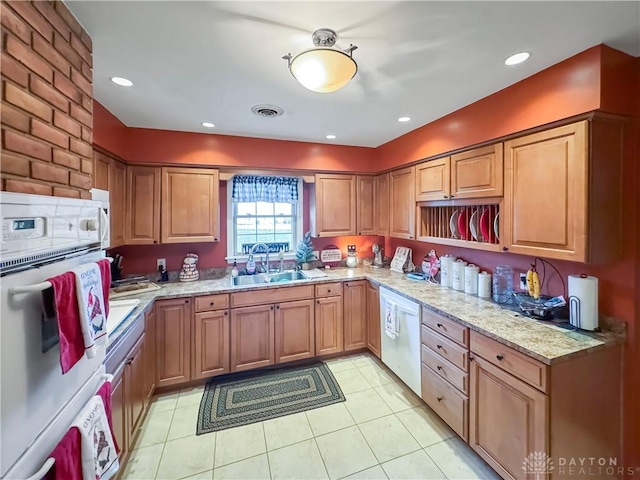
[275,299,315,363]
[230,305,275,372]
[356,176,376,235]
[109,160,126,247]
[451,144,503,199]
[155,298,191,387]
[93,151,110,190]
[375,173,390,236]
[315,296,343,356]
[366,282,380,358]
[161,167,220,243]
[311,174,356,237]
[193,309,230,379]
[389,166,416,239]
[504,119,623,263]
[125,166,161,245]
[343,280,367,351]
[416,157,451,201]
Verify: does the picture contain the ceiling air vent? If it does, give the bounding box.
[251,104,284,118]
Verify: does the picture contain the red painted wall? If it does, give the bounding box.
[92,101,129,160]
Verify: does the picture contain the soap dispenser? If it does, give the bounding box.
[246,254,256,275]
[231,259,239,278]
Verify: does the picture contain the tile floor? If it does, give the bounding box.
[123,352,500,480]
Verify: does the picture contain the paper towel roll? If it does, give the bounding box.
[478,271,492,299]
[440,255,456,288]
[452,260,468,291]
[464,264,480,295]
[568,274,599,331]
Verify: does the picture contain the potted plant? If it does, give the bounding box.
[295,231,316,270]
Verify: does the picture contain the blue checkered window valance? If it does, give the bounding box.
[231,175,299,203]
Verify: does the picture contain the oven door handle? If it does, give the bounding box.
[100,208,109,244]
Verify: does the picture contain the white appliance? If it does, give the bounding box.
[0,192,107,479]
[379,287,422,395]
[90,188,110,249]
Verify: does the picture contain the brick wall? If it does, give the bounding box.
[1,0,93,198]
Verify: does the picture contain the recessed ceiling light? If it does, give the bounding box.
[110,76,133,87]
[504,52,530,66]
[201,122,215,128]
[326,134,336,140]
[398,116,411,123]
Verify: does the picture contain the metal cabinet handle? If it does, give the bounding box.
[270,306,274,310]
[437,365,442,371]
[185,300,189,304]
[436,323,443,328]
[443,195,449,199]
[214,237,218,241]
[437,345,443,350]
[327,289,331,293]
[125,357,133,365]
[496,354,504,361]
[224,311,228,316]
[210,302,215,306]
[317,300,320,304]
[502,247,508,251]
[437,396,444,402]
[450,195,455,198]
[276,305,280,309]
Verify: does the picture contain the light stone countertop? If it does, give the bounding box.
[107,267,624,365]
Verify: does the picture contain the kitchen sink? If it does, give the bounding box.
[231,270,307,286]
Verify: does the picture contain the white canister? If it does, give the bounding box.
[568,274,599,331]
[440,255,457,288]
[464,264,480,295]
[478,271,492,299]
[452,260,468,291]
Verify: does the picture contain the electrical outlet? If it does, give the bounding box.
[157,258,166,271]
[312,250,320,260]
[519,272,527,291]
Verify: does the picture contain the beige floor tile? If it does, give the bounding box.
[425,437,500,480]
[374,383,422,413]
[149,391,180,414]
[268,439,328,479]
[167,404,200,441]
[121,443,164,479]
[332,368,372,394]
[351,354,380,368]
[357,365,397,387]
[214,423,267,468]
[395,406,455,448]
[358,415,421,463]
[305,402,355,436]
[213,454,270,480]
[343,465,388,479]
[381,450,446,480]
[183,470,214,480]
[344,388,393,424]
[156,434,216,480]
[325,357,358,373]
[315,426,378,479]
[176,385,205,408]
[135,410,174,448]
[263,412,313,451]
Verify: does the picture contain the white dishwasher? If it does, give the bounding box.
[379,287,422,395]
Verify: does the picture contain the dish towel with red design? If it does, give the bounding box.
[72,262,108,358]
[96,258,111,319]
[72,395,119,480]
[96,381,119,454]
[44,427,83,480]
[46,272,85,374]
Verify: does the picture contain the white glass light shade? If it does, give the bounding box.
[289,48,357,93]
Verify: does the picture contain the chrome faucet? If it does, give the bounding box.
[250,243,271,273]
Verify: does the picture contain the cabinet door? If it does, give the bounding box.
[470,355,548,480]
[109,159,126,247]
[110,364,127,462]
[366,282,380,358]
[312,174,356,237]
[230,305,275,372]
[194,309,230,379]
[344,281,367,351]
[143,309,156,407]
[451,144,503,199]
[161,167,220,243]
[315,296,343,356]
[503,122,587,261]
[390,167,416,239]
[375,173,390,237]
[275,299,315,363]
[93,151,110,190]
[415,157,450,201]
[356,176,376,235]
[125,334,146,445]
[125,166,161,245]
[155,298,192,387]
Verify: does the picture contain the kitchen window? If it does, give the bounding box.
[226,175,303,263]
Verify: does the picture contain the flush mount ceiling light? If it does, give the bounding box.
[504,52,530,66]
[325,134,337,139]
[398,116,411,123]
[282,28,358,93]
[201,122,215,128]
[111,76,133,87]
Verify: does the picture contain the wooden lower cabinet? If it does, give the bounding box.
[193,309,230,378]
[155,298,192,387]
[230,305,275,372]
[110,364,127,463]
[366,282,380,358]
[343,281,367,351]
[469,355,548,480]
[275,299,315,363]
[125,334,146,444]
[143,309,156,407]
[315,296,343,356]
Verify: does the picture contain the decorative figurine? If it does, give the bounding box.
[179,253,200,282]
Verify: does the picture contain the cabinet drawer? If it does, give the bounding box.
[422,345,468,394]
[470,331,548,392]
[422,309,469,347]
[194,293,229,312]
[421,326,469,372]
[421,364,468,441]
[231,285,315,308]
[315,282,342,297]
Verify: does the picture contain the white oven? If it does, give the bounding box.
[90,188,110,249]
